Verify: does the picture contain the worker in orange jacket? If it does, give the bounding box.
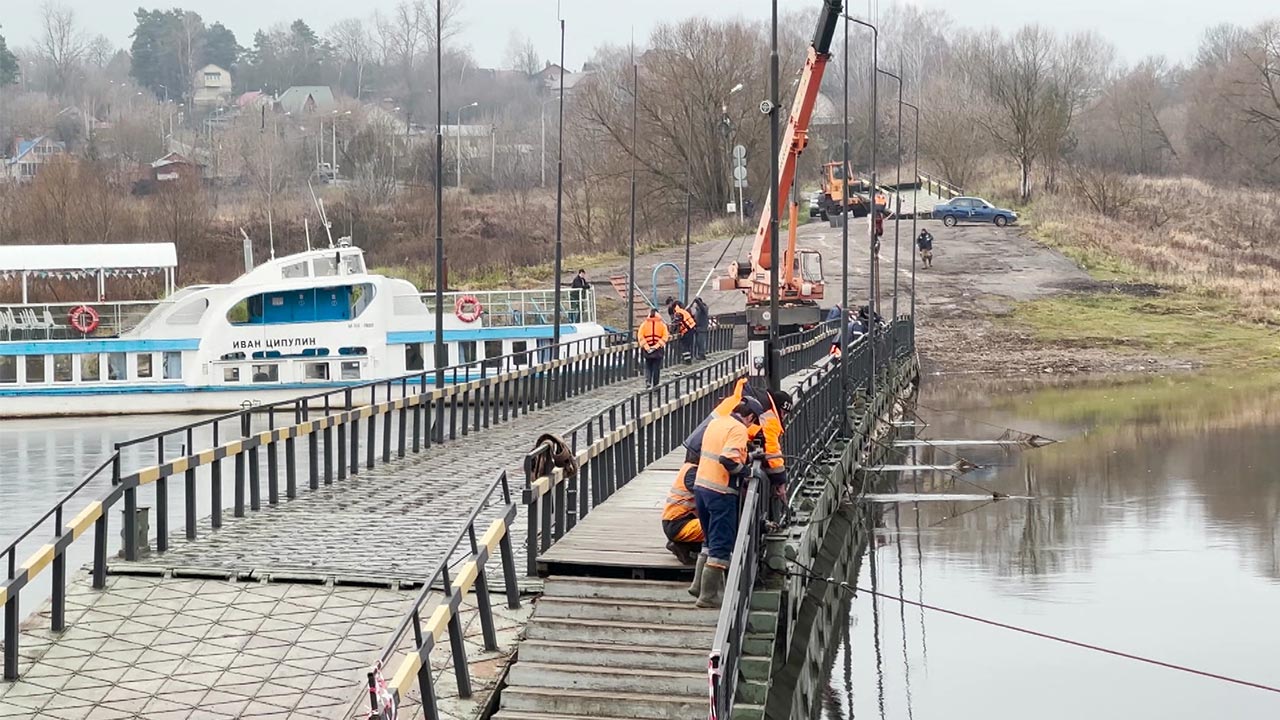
[637,308,669,387]
[667,300,696,363]
[691,398,763,608]
[687,377,791,497]
[661,462,702,565]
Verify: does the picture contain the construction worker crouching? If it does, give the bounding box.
[667,300,697,363]
[637,308,669,387]
[691,397,764,608]
[661,462,702,565]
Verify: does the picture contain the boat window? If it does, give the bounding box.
[512,341,529,366]
[343,254,365,275]
[81,354,100,382]
[313,256,339,277]
[483,340,504,369]
[54,354,73,382]
[458,341,477,365]
[252,364,279,382]
[227,285,373,325]
[26,356,45,383]
[224,366,241,382]
[340,361,360,380]
[163,352,182,379]
[137,354,153,379]
[282,261,309,279]
[339,346,367,356]
[0,357,15,383]
[305,362,329,380]
[405,343,424,371]
[107,353,126,381]
[221,351,247,361]
[169,298,209,325]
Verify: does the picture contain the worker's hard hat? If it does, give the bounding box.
[735,396,766,419]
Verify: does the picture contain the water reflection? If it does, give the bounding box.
[823,373,1280,719]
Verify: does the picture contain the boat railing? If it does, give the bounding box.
[404,288,598,327]
[0,300,165,342]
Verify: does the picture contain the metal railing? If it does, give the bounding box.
[918,172,962,200]
[523,353,746,575]
[403,287,597,327]
[708,317,915,717]
[708,470,766,720]
[0,331,650,681]
[0,300,164,341]
[362,469,521,720]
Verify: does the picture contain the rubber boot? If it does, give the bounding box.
[687,554,707,597]
[696,565,726,609]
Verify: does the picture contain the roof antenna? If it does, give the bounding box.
[304,217,312,252]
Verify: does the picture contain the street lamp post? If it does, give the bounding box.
[768,0,780,392]
[722,82,744,220]
[902,101,921,324]
[456,101,478,187]
[627,60,639,339]
[845,13,878,400]
[552,18,566,353]
[433,0,446,399]
[875,67,906,319]
[839,12,850,425]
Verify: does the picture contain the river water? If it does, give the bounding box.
[821,373,1280,719]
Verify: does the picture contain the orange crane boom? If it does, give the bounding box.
[722,0,841,333]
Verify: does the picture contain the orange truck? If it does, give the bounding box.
[816,161,887,219]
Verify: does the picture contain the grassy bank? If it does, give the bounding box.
[1001,175,1280,367]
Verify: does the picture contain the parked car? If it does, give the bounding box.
[809,190,824,218]
[932,197,1018,227]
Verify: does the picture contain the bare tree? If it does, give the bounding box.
[85,35,114,69]
[330,18,375,100]
[148,174,209,252]
[26,156,80,244]
[503,32,541,75]
[38,1,87,97]
[374,0,462,126]
[917,76,988,188]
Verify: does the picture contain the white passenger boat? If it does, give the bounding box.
[0,242,606,417]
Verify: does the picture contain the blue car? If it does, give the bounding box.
[932,197,1018,227]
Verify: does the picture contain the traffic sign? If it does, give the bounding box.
[733,166,748,181]
[733,179,749,188]
[733,144,747,160]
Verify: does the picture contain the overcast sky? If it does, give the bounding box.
[1,0,1275,71]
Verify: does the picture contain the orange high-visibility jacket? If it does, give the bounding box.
[662,462,697,522]
[709,377,785,480]
[694,415,750,495]
[673,306,696,336]
[638,315,669,351]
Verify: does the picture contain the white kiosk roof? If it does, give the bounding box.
[0,243,178,272]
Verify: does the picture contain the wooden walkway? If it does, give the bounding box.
[537,449,689,579]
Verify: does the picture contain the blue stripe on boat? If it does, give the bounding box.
[387,324,579,344]
[0,338,202,355]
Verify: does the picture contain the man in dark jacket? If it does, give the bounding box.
[691,297,710,359]
[569,269,590,321]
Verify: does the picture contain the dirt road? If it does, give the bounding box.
[599,214,1184,376]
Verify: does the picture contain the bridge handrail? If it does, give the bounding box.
[115,331,629,458]
[0,330,649,681]
[708,469,766,720]
[364,468,522,718]
[708,317,915,716]
[917,171,962,200]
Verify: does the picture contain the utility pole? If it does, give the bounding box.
[552,18,566,352]
[877,67,902,319]
[768,0,781,392]
[627,59,639,338]
[840,12,850,428]
[433,0,446,393]
[903,101,920,324]
[846,13,878,400]
[684,118,693,305]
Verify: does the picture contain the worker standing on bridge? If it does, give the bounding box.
[668,300,696,363]
[638,308,668,387]
[661,462,703,565]
[692,398,763,608]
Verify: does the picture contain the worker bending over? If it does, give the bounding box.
[692,399,762,608]
[661,461,702,565]
[667,300,696,362]
[637,308,669,387]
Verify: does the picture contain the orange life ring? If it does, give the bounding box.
[454,295,483,323]
[69,305,100,334]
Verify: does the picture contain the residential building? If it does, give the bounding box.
[193,64,233,108]
[276,86,337,115]
[535,63,593,94]
[3,137,68,183]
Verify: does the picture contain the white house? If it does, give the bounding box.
[193,64,233,108]
[3,137,68,183]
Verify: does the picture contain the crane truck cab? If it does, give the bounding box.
[817,162,887,219]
